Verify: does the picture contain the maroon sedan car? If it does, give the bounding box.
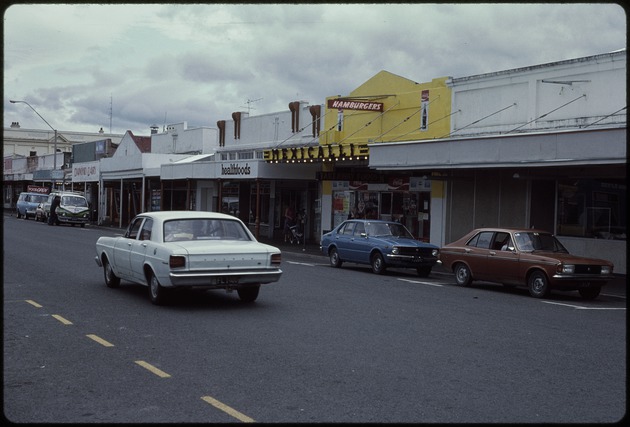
[439,228,614,299]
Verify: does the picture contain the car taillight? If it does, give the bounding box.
[169,256,186,268]
[271,253,281,266]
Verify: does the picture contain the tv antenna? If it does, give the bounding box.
[240,97,262,114]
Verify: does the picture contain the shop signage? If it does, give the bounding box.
[327,99,384,112]
[264,143,369,163]
[221,163,252,176]
[72,161,100,182]
[27,185,50,194]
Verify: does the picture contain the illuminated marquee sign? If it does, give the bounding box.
[264,144,369,163]
[327,99,384,112]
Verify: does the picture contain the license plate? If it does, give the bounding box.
[214,277,239,285]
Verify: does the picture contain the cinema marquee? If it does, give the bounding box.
[264,143,369,163]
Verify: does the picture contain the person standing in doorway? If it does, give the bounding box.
[284,205,295,242]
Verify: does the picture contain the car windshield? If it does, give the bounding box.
[33,195,48,203]
[513,232,569,253]
[366,222,414,239]
[62,196,88,207]
[163,218,252,242]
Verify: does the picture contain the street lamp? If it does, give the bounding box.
[9,99,59,180]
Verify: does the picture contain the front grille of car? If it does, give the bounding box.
[398,247,435,257]
[575,265,603,274]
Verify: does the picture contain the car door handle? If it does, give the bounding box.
[142,243,147,248]
[465,248,471,253]
[489,251,497,256]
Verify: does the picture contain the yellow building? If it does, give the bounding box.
[317,71,452,240]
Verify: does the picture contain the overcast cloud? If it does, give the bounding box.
[3,3,626,135]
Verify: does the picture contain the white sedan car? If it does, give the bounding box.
[95,211,282,305]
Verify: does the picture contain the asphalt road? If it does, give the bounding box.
[3,214,627,423]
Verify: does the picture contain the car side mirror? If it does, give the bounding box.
[360,233,367,238]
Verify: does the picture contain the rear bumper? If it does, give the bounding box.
[169,268,283,287]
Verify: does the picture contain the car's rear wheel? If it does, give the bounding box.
[103,257,120,288]
[238,285,260,303]
[149,271,169,305]
[454,263,472,286]
[371,252,386,275]
[528,270,550,298]
[329,247,342,268]
[579,286,601,300]
[417,266,432,277]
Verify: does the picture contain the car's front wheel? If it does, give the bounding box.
[148,271,169,305]
[528,270,550,298]
[579,285,601,300]
[238,285,260,303]
[454,263,472,286]
[103,257,120,288]
[371,252,386,275]
[329,247,343,268]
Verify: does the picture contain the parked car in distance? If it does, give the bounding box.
[439,227,614,299]
[35,191,90,227]
[16,192,49,219]
[320,219,440,277]
[94,211,283,305]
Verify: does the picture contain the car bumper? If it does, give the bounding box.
[94,256,103,267]
[169,268,283,287]
[550,273,614,288]
[386,254,439,267]
[58,216,89,224]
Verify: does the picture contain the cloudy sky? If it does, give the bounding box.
[3,3,626,136]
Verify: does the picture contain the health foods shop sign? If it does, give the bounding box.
[264,143,369,163]
[327,99,384,112]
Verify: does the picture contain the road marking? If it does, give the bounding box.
[398,278,443,287]
[25,300,42,308]
[52,314,73,325]
[541,301,626,310]
[287,261,315,267]
[134,360,171,378]
[201,396,255,423]
[86,334,114,347]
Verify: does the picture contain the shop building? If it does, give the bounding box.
[369,50,626,273]
[3,125,123,210]
[161,102,322,240]
[96,122,216,227]
[265,72,454,243]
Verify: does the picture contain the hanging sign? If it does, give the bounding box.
[327,99,384,112]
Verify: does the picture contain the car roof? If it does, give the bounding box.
[136,211,239,221]
[468,227,553,235]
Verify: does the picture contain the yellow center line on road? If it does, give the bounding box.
[201,396,255,423]
[86,334,115,347]
[134,360,171,378]
[52,314,73,325]
[25,300,43,308]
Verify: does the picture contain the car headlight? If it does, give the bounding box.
[392,247,399,255]
[560,264,575,274]
[601,266,612,275]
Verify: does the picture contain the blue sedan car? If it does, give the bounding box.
[320,219,440,277]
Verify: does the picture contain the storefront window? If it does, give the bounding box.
[557,179,626,240]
